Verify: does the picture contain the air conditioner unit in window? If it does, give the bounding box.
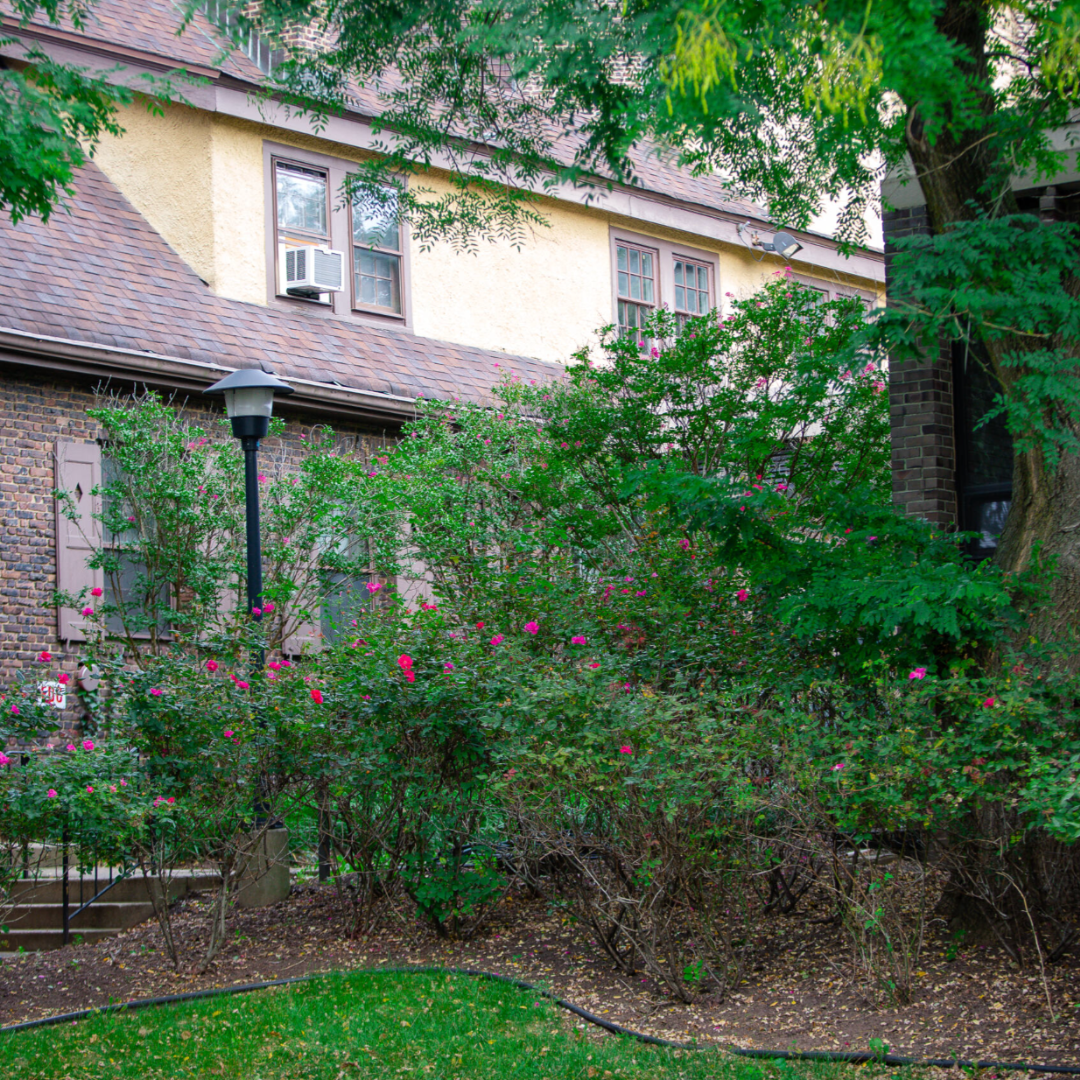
[282,245,345,296]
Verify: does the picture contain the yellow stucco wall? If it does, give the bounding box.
[91,103,883,365]
[91,100,215,287]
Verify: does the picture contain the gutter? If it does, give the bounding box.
[0,328,419,425]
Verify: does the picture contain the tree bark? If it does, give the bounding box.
[901,0,1080,649]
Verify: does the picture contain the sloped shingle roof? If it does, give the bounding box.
[0,161,555,406]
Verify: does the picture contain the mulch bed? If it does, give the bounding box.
[0,877,1077,1069]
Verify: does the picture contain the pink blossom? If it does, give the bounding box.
[90,587,103,597]
[80,606,94,617]
[983,696,996,708]
[873,381,886,393]
[831,763,846,772]
[268,661,281,671]
[252,607,262,617]
[0,753,10,767]
[366,581,382,594]
[10,706,20,716]
[127,515,136,523]
[476,621,484,630]
[82,740,94,751]
[206,659,219,672]
[650,347,660,359]
[444,661,455,672]
[571,636,586,645]
[736,589,750,602]
[263,601,275,613]
[267,671,278,681]
[109,785,116,793]
[224,729,234,739]
[909,668,927,681]
[36,651,51,663]
[149,688,163,697]
[66,744,76,752]
[120,779,127,787]
[281,660,291,668]
[678,538,690,551]
[588,662,600,669]
[236,681,250,691]
[491,634,504,646]
[398,655,413,671]
[311,688,324,704]
[166,797,175,804]
[620,745,633,755]
[86,785,94,793]
[58,672,70,685]
[524,621,539,635]
[47,789,57,798]
[258,474,267,483]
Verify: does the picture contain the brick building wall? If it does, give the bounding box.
[0,362,396,718]
[882,205,958,525]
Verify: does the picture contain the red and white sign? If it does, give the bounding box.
[38,682,66,709]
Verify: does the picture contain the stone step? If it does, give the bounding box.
[9,871,218,906]
[3,900,155,931]
[0,928,125,951]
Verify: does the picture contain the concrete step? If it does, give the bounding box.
[9,871,219,906]
[3,901,155,931]
[0,928,125,951]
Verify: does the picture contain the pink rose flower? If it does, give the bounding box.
[571,636,586,645]
[908,668,927,680]
[80,606,94,617]
[490,634,504,646]
[86,785,94,793]
[90,587,103,597]
[736,589,750,602]
[832,763,846,772]
[10,706,18,715]
[47,789,57,798]
[82,740,94,751]
[36,651,51,663]
[251,607,262,617]
[444,661,455,672]
[120,779,127,787]
[205,660,219,672]
[224,730,234,739]
[57,673,70,685]
[588,662,600,669]
[310,688,324,704]
[66,744,76,752]
[524,621,539,635]
[367,581,382,594]
[149,688,163,697]
[620,746,633,755]
[983,696,996,708]
[236,681,250,691]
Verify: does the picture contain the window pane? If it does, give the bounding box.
[617,246,628,271]
[376,278,391,307]
[353,249,402,313]
[359,273,376,303]
[697,266,708,291]
[617,271,629,296]
[353,186,400,250]
[674,262,684,286]
[630,275,641,300]
[642,278,653,302]
[641,252,652,277]
[675,286,685,310]
[276,164,327,237]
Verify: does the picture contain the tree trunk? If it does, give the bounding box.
[902,0,1080,649]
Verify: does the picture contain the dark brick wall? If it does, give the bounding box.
[883,205,957,525]
[0,362,393,692]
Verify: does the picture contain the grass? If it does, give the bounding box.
[0,969,889,1080]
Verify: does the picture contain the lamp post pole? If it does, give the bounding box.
[204,369,295,905]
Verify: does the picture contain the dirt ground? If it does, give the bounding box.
[0,877,1077,1069]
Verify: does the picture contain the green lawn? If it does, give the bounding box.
[1,970,887,1080]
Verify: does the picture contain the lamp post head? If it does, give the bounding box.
[204,368,294,442]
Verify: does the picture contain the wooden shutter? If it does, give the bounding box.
[55,439,104,642]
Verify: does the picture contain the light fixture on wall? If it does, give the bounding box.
[737,221,804,259]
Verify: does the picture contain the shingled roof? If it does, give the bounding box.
[5,0,768,222]
[0,161,557,412]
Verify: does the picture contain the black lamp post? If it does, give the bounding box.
[204,369,294,628]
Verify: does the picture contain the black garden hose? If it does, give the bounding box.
[1,964,1077,1075]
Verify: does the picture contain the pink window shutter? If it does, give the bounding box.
[55,439,105,642]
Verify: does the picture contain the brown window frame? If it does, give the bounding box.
[610,228,719,339]
[272,158,335,306]
[614,239,658,339]
[350,189,405,318]
[264,141,412,329]
[673,256,712,328]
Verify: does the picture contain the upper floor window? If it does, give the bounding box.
[673,258,711,329]
[266,141,411,327]
[612,229,718,342]
[616,242,656,338]
[352,190,402,316]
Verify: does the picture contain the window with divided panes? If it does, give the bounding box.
[275,160,332,301]
[352,188,402,315]
[616,242,656,338]
[673,258,711,329]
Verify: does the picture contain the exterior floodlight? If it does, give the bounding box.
[204,368,294,443]
[736,221,804,260]
[762,231,803,258]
